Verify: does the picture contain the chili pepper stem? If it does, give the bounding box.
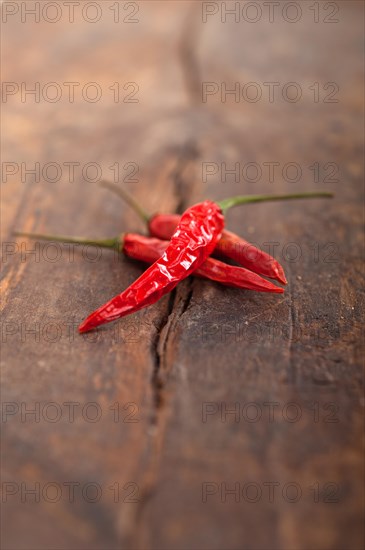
[13,231,123,251]
[218,192,334,213]
[99,180,150,223]
[100,180,333,217]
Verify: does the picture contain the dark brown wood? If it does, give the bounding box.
[1,2,364,549]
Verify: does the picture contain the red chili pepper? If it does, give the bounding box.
[16,189,332,334]
[78,200,224,332]
[15,231,283,296]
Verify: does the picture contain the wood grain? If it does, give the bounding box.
[1,2,364,549]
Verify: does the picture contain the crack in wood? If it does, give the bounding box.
[125,281,195,547]
[149,138,200,417]
[123,13,204,537]
[150,289,177,414]
[178,1,202,105]
[151,278,194,418]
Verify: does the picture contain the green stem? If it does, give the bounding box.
[101,180,334,218]
[218,192,334,213]
[14,231,123,251]
[99,180,150,223]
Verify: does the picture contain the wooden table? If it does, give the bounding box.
[2,2,364,549]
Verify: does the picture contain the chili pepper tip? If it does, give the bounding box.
[78,320,92,333]
[275,266,288,285]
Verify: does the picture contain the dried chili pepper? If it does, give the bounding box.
[15,232,283,294]
[16,188,332,333]
[78,200,224,332]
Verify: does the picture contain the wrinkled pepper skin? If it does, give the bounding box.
[78,201,224,333]
[148,213,287,285]
[196,257,284,293]
[124,235,283,294]
[215,229,287,284]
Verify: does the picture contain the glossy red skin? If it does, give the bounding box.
[78,201,224,333]
[123,235,283,294]
[149,214,287,285]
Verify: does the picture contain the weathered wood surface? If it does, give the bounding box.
[1,2,364,549]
